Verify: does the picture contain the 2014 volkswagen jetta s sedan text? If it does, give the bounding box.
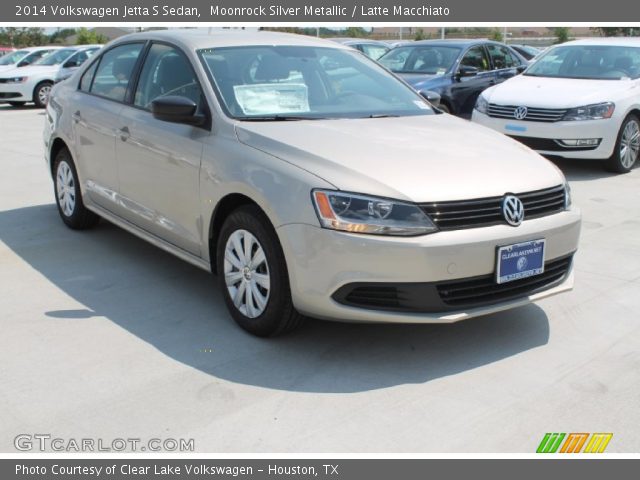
[44,30,581,336]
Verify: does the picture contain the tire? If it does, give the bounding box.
[8,101,26,107]
[606,114,640,173]
[216,205,304,337]
[53,148,100,230]
[33,81,53,108]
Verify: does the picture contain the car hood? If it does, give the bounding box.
[235,114,565,203]
[483,74,635,108]
[396,72,440,87]
[0,65,59,78]
[0,65,20,72]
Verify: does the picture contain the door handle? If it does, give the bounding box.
[119,126,130,142]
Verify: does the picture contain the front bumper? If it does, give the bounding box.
[277,207,581,323]
[471,110,620,159]
[0,83,31,102]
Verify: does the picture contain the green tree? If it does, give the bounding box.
[591,27,638,37]
[489,28,503,42]
[48,28,77,44]
[0,27,47,47]
[552,27,570,44]
[414,29,426,41]
[75,28,108,45]
[344,27,368,38]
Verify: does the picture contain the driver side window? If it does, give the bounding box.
[134,43,202,111]
[460,46,490,72]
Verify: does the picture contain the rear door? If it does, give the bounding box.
[450,45,495,115]
[70,42,145,213]
[486,43,524,84]
[115,42,206,255]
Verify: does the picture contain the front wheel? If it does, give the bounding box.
[606,114,639,173]
[216,205,304,337]
[33,82,53,108]
[53,149,100,229]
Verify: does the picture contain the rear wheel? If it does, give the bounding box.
[606,114,639,173]
[33,81,53,108]
[53,148,100,230]
[8,101,26,107]
[216,205,304,337]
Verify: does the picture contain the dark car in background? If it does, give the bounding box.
[510,44,542,61]
[378,39,527,116]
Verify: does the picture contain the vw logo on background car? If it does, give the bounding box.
[513,106,528,120]
[502,195,525,226]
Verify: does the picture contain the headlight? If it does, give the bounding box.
[563,102,615,121]
[474,95,489,114]
[312,190,437,236]
[564,182,572,209]
[3,76,27,83]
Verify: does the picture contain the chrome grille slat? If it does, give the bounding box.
[487,104,568,123]
[421,185,566,231]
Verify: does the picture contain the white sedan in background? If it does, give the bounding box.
[473,38,640,173]
[0,45,101,107]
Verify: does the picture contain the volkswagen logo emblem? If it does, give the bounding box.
[513,106,528,120]
[502,195,525,226]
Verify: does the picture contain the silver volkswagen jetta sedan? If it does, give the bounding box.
[44,30,581,336]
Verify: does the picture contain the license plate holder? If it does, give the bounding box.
[496,239,546,284]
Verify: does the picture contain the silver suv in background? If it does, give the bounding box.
[44,30,581,336]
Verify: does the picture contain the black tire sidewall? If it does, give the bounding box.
[216,206,294,337]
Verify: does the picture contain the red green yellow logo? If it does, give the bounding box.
[537,433,613,453]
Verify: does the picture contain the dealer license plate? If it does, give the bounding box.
[496,239,545,284]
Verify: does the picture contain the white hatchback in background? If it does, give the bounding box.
[0,45,101,107]
[472,38,640,173]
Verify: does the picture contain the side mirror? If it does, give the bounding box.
[456,65,479,79]
[17,60,30,67]
[151,96,206,126]
[419,90,441,108]
[516,65,527,74]
[64,60,79,68]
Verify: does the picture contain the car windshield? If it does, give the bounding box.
[199,45,434,120]
[0,50,29,65]
[34,49,76,66]
[525,45,640,80]
[378,45,461,74]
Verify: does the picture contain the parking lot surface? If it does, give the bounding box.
[1,105,639,452]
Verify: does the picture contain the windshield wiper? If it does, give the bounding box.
[241,115,325,122]
[367,114,400,118]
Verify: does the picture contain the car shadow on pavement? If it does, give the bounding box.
[0,204,551,393]
[546,156,625,182]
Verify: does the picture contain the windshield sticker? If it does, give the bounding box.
[233,84,310,115]
[413,100,431,109]
[436,68,447,75]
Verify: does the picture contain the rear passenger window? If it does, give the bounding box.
[487,44,519,69]
[133,43,202,110]
[461,46,490,72]
[90,43,144,102]
[80,60,98,92]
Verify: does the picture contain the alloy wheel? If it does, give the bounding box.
[620,119,640,169]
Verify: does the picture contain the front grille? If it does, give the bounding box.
[437,255,572,307]
[420,185,566,231]
[343,286,401,309]
[487,104,567,122]
[508,135,600,152]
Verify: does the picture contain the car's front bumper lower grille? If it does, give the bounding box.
[332,254,573,313]
[508,135,600,152]
[420,185,566,231]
